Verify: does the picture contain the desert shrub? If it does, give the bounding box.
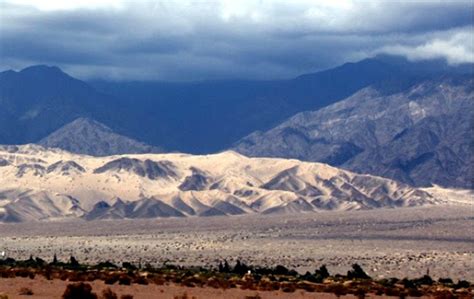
[398,292,407,299]
[256,279,274,291]
[401,278,416,289]
[181,279,196,288]
[206,277,227,289]
[354,288,367,299]
[273,265,289,275]
[384,287,402,297]
[271,281,280,291]
[413,275,433,286]
[0,269,14,278]
[325,283,348,297]
[182,275,205,288]
[103,274,119,285]
[253,267,273,276]
[62,282,98,299]
[218,260,231,273]
[240,278,257,290]
[122,262,137,270]
[438,278,454,285]
[35,257,46,267]
[245,295,262,299]
[296,282,316,292]
[163,263,179,270]
[150,275,166,285]
[379,278,399,287]
[171,276,182,284]
[407,288,423,297]
[288,269,298,276]
[233,260,249,275]
[84,272,98,282]
[19,287,34,295]
[347,264,370,280]
[280,282,296,293]
[120,295,133,299]
[95,261,118,269]
[43,267,53,280]
[101,288,118,299]
[52,254,58,265]
[0,258,16,266]
[133,276,149,285]
[15,269,30,278]
[118,275,132,285]
[455,280,470,289]
[69,256,80,268]
[315,265,330,279]
[67,272,86,282]
[60,272,69,281]
[0,294,8,299]
[24,255,35,267]
[432,290,456,299]
[301,271,323,283]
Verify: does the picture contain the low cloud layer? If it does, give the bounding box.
[0,0,472,80]
[378,29,474,65]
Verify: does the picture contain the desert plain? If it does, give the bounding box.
[0,205,472,281]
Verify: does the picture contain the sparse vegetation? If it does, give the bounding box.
[0,256,472,298]
[347,264,371,280]
[62,282,97,299]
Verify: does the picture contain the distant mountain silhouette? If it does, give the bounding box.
[0,65,119,144]
[0,55,471,154]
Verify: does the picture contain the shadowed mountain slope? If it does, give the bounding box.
[234,76,474,188]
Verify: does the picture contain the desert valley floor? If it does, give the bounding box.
[0,205,472,281]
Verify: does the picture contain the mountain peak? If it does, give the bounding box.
[64,117,113,133]
[20,65,65,76]
[234,76,473,188]
[38,117,162,156]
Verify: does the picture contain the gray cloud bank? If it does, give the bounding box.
[0,0,472,81]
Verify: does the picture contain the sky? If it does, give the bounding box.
[0,0,473,81]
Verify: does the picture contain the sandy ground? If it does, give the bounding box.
[0,205,473,281]
[0,277,436,299]
[0,276,429,299]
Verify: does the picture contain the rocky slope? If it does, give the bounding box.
[234,76,473,188]
[0,145,441,222]
[38,117,162,156]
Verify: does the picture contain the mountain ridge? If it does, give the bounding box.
[234,75,474,188]
[0,145,444,222]
[2,55,471,154]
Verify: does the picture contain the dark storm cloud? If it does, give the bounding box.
[0,0,472,81]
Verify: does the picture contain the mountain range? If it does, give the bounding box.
[234,76,473,188]
[0,145,442,222]
[1,55,471,154]
[0,55,472,190]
